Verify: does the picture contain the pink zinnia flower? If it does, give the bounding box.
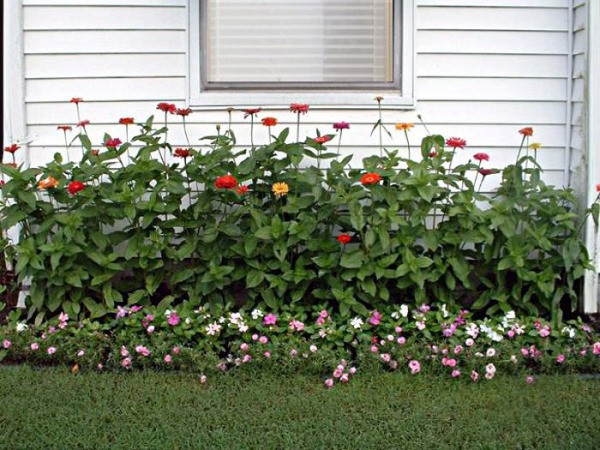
[446,137,467,149]
[324,378,334,388]
[556,354,565,363]
[263,313,277,326]
[333,368,343,378]
[371,345,379,353]
[121,357,132,369]
[259,336,268,344]
[290,103,309,114]
[333,122,350,130]
[242,354,252,363]
[164,354,172,363]
[172,346,181,354]
[31,343,39,351]
[263,351,271,359]
[473,152,489,161]
[408,360,421,375]
[240,343,250,352]
[121,346,130,357]
[452,370,461,378]
[340,373,350,383]
[104,138,122,149]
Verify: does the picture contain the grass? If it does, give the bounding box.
[1,366,599,449]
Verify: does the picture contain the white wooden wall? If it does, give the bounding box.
[18,0,575,192]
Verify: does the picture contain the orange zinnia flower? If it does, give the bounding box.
[262,117,277,127]
[360,173,382,185]
[395,123,414,131]
[519,127,533,137]
[38,176,60,190]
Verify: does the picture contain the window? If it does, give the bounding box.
[188,0,414,108]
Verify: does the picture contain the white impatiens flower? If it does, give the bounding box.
[441,304,449,318]
[229,313,243,325]
[400,304,409,318]
[318,329,328,338]
[350,317,364,329]
[502,311,516,328]
[239,324,249,333]
[391,311,400,320]
[465,323,479,338]
[164,309,173,317]
[218,316,226,324]
[561,326,576,339]
[16,322,29,332]
[486,348,496,357]
[205,322,222,336]
[185,317,192,325]
[251,309,264,320]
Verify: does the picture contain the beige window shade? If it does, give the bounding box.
[206,0,394,84]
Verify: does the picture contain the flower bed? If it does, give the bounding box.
[0,98,595,326]
[1,303,599,387]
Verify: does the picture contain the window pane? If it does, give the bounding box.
[206,0,394,84]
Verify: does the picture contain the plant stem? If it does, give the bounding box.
[404,129,411,161]
[337,130,343,158]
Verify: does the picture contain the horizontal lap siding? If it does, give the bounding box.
[23,0,570,189]
[569,1,587,194]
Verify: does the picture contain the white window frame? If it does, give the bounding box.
[187,0,415,109]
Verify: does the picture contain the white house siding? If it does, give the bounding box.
[20,0,572,193]
[569,0,587,195]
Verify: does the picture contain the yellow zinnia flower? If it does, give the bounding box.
[272,182,289,198]
[395,123,414,131]
[529,142,542,150]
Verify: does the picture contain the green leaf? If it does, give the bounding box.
[246,270,264,288]
[171,268,195,285]
[340,249,363,269]
[254,226,272,240]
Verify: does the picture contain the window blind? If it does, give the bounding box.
[206,0,394,84]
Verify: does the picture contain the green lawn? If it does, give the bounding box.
[1,366,599,449]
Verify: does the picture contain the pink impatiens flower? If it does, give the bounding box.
[471,371,479,382]
[368,310,382,326]
[2,340,10,349]
[263,313,278,326]
[47,347,57,355]
[164,354,172,364]
[135,345,150,357]
[592,342,600,355]
[31,343,39,351]
[168,312,180,326]
[324,378,334,388]
[408,360,421,375]
[289,319,305,332]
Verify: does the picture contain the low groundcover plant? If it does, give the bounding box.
[1,303,599,387]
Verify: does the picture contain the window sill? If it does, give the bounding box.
[188,91,416,111]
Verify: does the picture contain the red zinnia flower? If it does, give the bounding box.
[333,122,350,130]
[67,181,85,195]
[290,103,309,114]
[242,108,262,118]
[236,185,249,195]
[104,138,122,148]
[360,173,382,185]
[519,127,533,137]
[596,183,600,193]
[428,151,438,158]
[70,97,83,104]
[57,125,72,132]
[119,117,135,125]
[446,137,467,149]
[473,153,489,162]
[262,117,277,127]
[313,135,333,144]
[157,102,177,114]
[77,120,90,128]
[337,234,351,245]
[4,144,20,154]
[479,169,495,176]
[215,175,238,189]
[176,108,193,116]
[174,148,191,158]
